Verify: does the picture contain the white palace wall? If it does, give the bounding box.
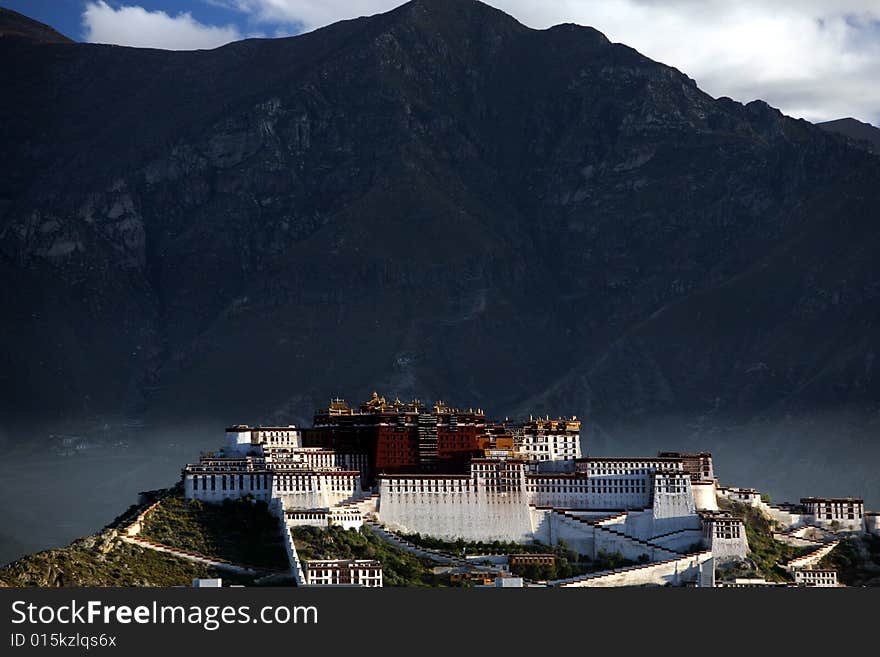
[650,529,704,552]
[651,474,700,536]
[554,552,714,587]
[527,508,688,560]
[377,464,704,551]
[692,481,719,511]
[185,469,362,509]
[184,471,273,502]
[529,508,594,556]
[378,479,534,542]
[273,471,361,509]
[705,520,749,562]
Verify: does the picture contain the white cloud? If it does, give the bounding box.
[82,1,242,50]
[218,0,880,124]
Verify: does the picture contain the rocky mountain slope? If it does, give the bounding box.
[1,0,878,503]
[818,117,880,152]
[0,7,72,44]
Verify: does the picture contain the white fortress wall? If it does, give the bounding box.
[254,427,302,449]
[283,529,306,586]
[538,511,596,556]
[534,459,577,473]
[717,487,762,507]
[186,468,362,507]
[866,513,880,536]
[710,536,749,561]
[328,508,364,530]
[554,551,713,587]
[758,503,807,529]
[525,475,590,508]
[692,481,719,511]
[622,510,657,540]
[651,473,700,536]
[184,470,273,502]
[529,506,553,545]
[592,512,628,531]
[271,498,305,585]
[274,471,362,509]
[377,477,533,542]
[650,529,704,552]
[785,541,839,572]
[285,510,330,528]
[525,474,651,510]
[592,524,680,562]
[529,508,702,560]
[225,430,255,455]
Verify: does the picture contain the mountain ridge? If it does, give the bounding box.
[0,0,878,507]
[817,117,880,152]
[0,7,73,44]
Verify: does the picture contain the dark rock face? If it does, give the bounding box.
[0,7,73,44]
[1,1,878,500]
[818,117,880,152]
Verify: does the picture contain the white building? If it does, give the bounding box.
[716,578,786,588]
[183,423,880,588]
[377,456,701,547]
[801,497,865,532]
[183,445,364,508]
[285,507,363,530]
[691,480,719,512]
[224,425,302,455]
[192,578,223,588]
[701,513,748,562]
[515,418,581,470]
[184,456,274,502]
[793,569,839,587]
[866,512,880,536]
[716,486,763,507]
[303,559,383,587]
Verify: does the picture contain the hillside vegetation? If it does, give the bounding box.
[399,532,635,580]
[718,499,806,582]
[0,490,287,586]
[140,495,288,570]
[0,531,219,587]
[291,526,443,587]
[818,534,880,587]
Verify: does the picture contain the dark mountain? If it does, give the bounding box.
[1,0,879,504]
[817,117,880,152]
[0,7,73,43]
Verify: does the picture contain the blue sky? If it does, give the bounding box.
[3,0,879,125]
[2,0,296,41]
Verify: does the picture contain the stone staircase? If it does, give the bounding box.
[784,540,840,572]
[363,519,502,572]
[549,550,713,588]
[554,510,685,559]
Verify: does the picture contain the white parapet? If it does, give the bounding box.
[552,551,714,587]
[866,513,880,536]
[692,480,719,512]
[785,541,839,572]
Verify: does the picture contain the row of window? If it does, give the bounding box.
[526,484,648,494]
[714,528,742,539]
[191,473,269,491]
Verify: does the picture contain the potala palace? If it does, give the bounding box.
[179,394,880,587]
